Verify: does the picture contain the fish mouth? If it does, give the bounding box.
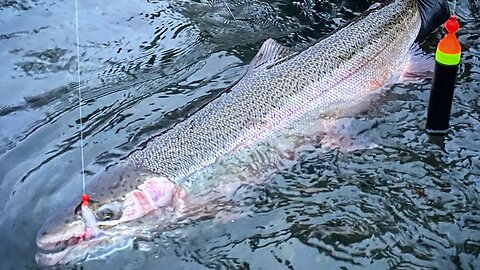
[36,218,87,251]
[35,219,134,267]
[35,227,133,267]
[35,217,94,266]
[36,233,84,252]
[35,226,117,267]
[35,236,85,266]
[35,235,107,267]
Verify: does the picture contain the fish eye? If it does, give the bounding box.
[95,203,122,221]
[100,209,113,221]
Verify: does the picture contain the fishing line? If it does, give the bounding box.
[74,0,86,196]
[221,0,236,20]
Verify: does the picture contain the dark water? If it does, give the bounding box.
[1,0,479,269]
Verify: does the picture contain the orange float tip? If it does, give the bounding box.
[436,16,461,66]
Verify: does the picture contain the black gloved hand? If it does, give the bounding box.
[416,0,450,43]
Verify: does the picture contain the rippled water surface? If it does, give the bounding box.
[1,0,479,269]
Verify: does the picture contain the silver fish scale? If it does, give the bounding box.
[127,0,420,187]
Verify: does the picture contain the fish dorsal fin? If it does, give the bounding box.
[248,38,292,72]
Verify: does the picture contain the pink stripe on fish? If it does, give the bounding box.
[133,190,156,213]
[138,177,175,207]
[121,190,154,221]
[119,177,175,222]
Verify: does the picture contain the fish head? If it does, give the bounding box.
[36,165,184,266]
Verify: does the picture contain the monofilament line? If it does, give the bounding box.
[74,0,86,195]
[221,0,236,20]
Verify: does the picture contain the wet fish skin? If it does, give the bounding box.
[36,0,422,266]
[127,0,420,187]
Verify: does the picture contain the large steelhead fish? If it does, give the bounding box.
[36,0,421,266]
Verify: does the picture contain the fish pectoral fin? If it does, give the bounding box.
[247,38,293,72]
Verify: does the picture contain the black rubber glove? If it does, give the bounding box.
[416,0,451,43]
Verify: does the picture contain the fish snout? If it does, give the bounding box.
[36,212,85,251]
